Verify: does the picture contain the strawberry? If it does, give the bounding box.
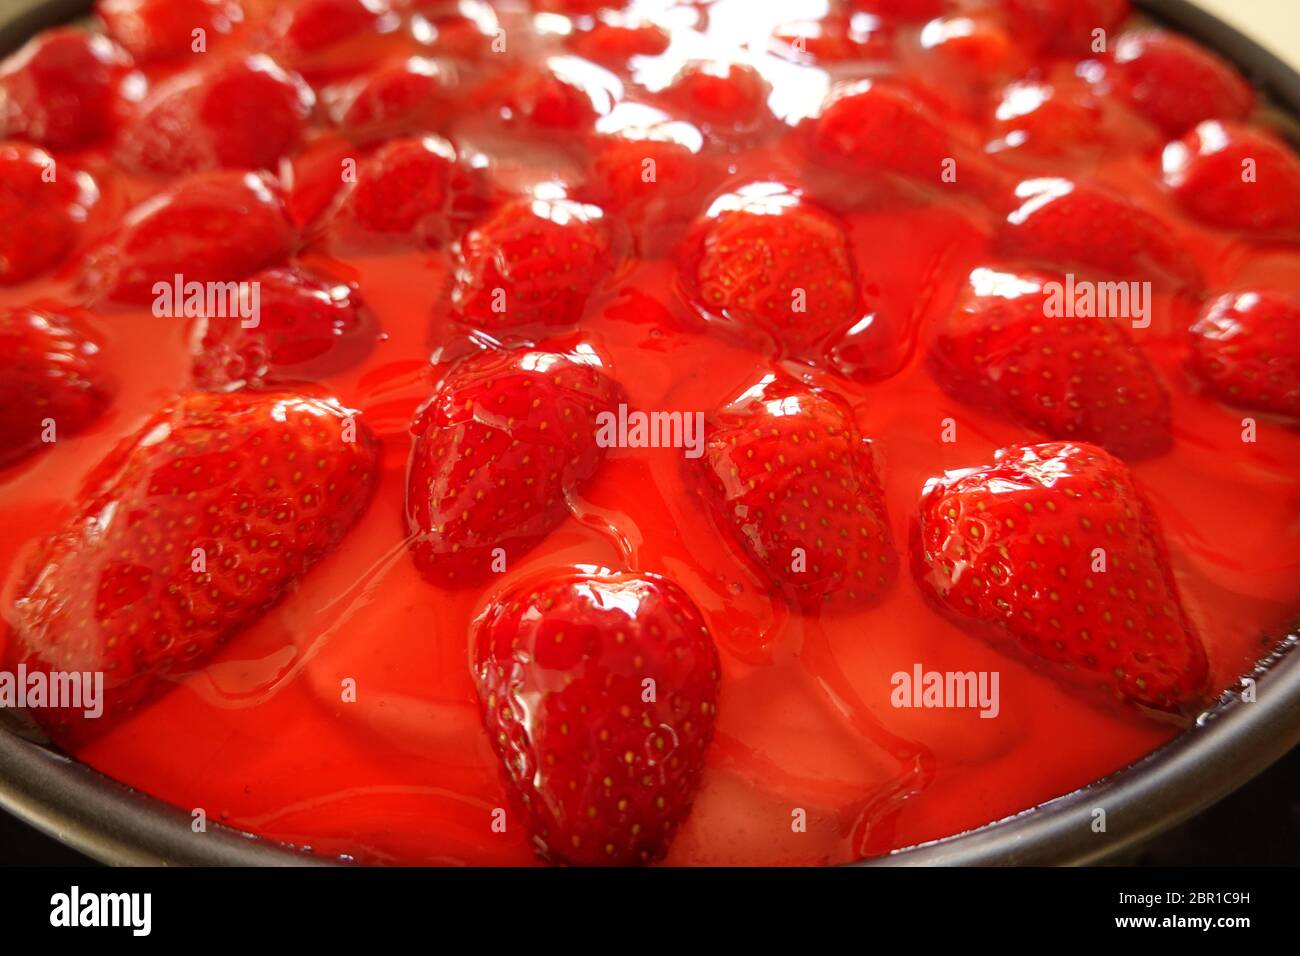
[589,136,702,214]
[913,441,1208,718]
[569,22,670,66]
[694,376,897,611]
[97,0,243,63]
[929,268,1171,460]
[661,61,771,134]
[472,570,720,865]
[190,266,377,390]
[333,135,469,247]
[332,57,453,141]
[849,0,944,20]
[0,29,133,150]
[0,142,100,286]
[404,348,624,586]
[80,169,295,305]
[677,183,860,354]
[770,15,895,64]
[987,78,1110,158]
[1188,291,1300,420]
[1000,0,1131,55]
[275,0,392,56]
[999,178,1199,287]
[1108,29,1254,136]
[116,55,314,176]
[5,390,379,737]
[0,307,114,469]
[450,198,610,330]
[479,62,616,131]
[404,2,500,60]
[1161,121,1300,235]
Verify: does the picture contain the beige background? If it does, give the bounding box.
[1193,0,1300,70]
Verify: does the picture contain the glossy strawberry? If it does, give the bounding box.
[999,178,1199,287]
[770,14,894,64]
[678,183,859,354]
[116,55,314,176]
[1188,291,1300,420]
[1001,0,1130,55]
[332,57,453,141]
[405,349,624,586]
[0,307,114,469]
[588,135,703,223]
[332,135,467,247]
[987,78,1110,158]
[569,21,670,66]
[80,170,294,304]
[1161,121,1300,235]
[275,0,393,56]
[450,198,610,330]
[190,267,377,390]
[0,142,99,286]
[661,61,771,134]
[482,61,616,131]
[5,391,379,736]
[473,570,720,865]
[849,0,944,20]
[913,441,1208,717]
[696,377,897,612]
[1109,29,1254,136]
[930,268,1171,460]
[0,29,133,150]
[97,0,243,62]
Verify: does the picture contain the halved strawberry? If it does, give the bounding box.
[0,307,114,469]
[473,570,720,865]
[80,169,295,304]
[0,142,100,286]
[190,266,378,390]
[1161,120,1300,235]
[1108,28,1254,136]
[97,0,244,63]
[116,55,314,176]
[1188,290,1300,420]
[0,29,133,150]
[450,198,610,330]
[694,376,897,611]
[913,441,1208,718]
[677,183,860,354]
[929,267,1171,460]
[999,178,1199,287]
[405,348,624,586]
[5,390,380,738]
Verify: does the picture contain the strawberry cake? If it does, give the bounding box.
[0,0,1298,866]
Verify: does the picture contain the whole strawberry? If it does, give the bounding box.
[473,571,720,865]
[913,442,1208,718]
[694,376,897,611]
[929,268,1171,460]
[450,198,610,330]
[1188,290,1300,420]
[97,0,243,63]
[0,307,115,469]
[6,391,380,739]
[677,183,860,355]
[0,142,100,286]
[405,348,624,586]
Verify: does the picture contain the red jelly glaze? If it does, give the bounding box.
[0,0,1296,866]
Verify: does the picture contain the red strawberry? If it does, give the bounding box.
[677,183,860,354]
[661,61,771,134]
[849,0,944,20]
[332,57,453,141]
[5,390,379,738]
[929,268,1171,460]
[987,78,1111,158]
[587,134,704,233]
[0,29,133,150]
[80,169,295,305]
[450,198,610,330]
[405,348,624,586]
[913,441,1208,718]
[275,0,393,55]
[472,570,720,865]
[999,178,1200,287]
[333,135,468,247]
[481,61,617,131]
[407,4,499,60]
[1161,121,1300,235]
[694,376,897,611]
[1108,29,1254,136]
[569,22,670,66]
[1188,291,1300,420]
[0,142,100,286]
[0,307,114,469]
[97,0,243,63]
[1000,0,1131,55]
[116,55,314,176]
[811,80,1002,196]
[190,267,377,390]
[770,15,895,64]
